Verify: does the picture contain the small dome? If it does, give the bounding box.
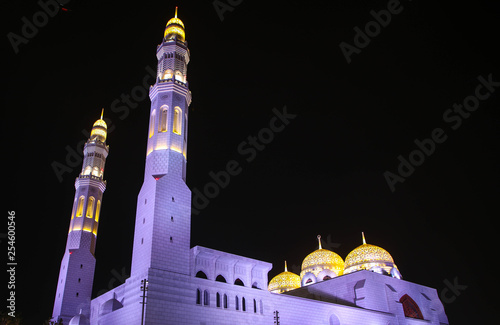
[69,312,89,325]
[93,118,107,129]
[167,16,184,29]
[268,261,301,294]
[344,233,400,277]
[100,297,123,315]
[300,236,344,284]
[164,7,185,41]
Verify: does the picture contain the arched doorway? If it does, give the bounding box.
[399,294,424,319]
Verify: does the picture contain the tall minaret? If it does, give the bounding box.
[130,7,192,278]
[52,111,109,324]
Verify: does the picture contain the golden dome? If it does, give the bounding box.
[90,109,107,142]
[167,17,184,29]
[344,233,398,275]
[268,261,301,294]
[93,118,107,129]
[164,7,185,41]
[300,235,344,281]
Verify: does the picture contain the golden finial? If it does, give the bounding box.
[284,260,288,272]
[362,232,366,245]
[175,6,178,18]
[100,108,104,120]
[317,235,322,250]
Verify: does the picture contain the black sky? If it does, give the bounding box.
[3,0,499,324]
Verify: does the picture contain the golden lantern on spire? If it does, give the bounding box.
[90,108,107,142]
[164,7,185,41]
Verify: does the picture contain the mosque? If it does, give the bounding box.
[50,8,449,325]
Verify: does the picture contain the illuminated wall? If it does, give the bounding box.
[130,10,192,279]
[52,116,109,325]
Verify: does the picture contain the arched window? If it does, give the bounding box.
[159,106,168,132]
[216,292,221,307]
[203,290,209,306]
[215,275,226,283]
[83,166,91,175]
[149,109,156,138]
[235,296,239,310]
[223,294,228,309]
[323,275,332,280]
[302,273,317,286]
[86,196,95,218]
[92,166,100,177]
[400,294,424,319]
[242,297,246,311]
[234,278,244,286]
[253,299,257,313]
[195,271,208,279]
[174,70,183,82]
[71,198,77,219]
[173,107,182,135]
[196,289,201,305]
[183,114,187,140]
[92,220,98,236]
[76,196,85,217]
[329,314,341,325]
[162,69,173,80]
[95,200,101,222]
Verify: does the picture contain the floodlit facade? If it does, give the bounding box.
[52,111,109,325]
[51,8,449,325]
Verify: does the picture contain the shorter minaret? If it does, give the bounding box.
[52,111,109,324]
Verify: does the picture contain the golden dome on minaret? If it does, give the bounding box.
[268,261,301,294]
[300,235,344,285]
[344,232,400,277]
[164,7,185,41]
[90,109,107,142]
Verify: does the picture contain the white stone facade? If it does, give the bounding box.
[90,248,448,324]
[52,123,109,325]
[54,12,450,325]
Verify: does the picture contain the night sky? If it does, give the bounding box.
[3,0,499,324]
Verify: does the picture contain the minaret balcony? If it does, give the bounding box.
[75,174,107,191]
[150,79,191,104]
[78,174,104,181]
[157,77,188,87]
